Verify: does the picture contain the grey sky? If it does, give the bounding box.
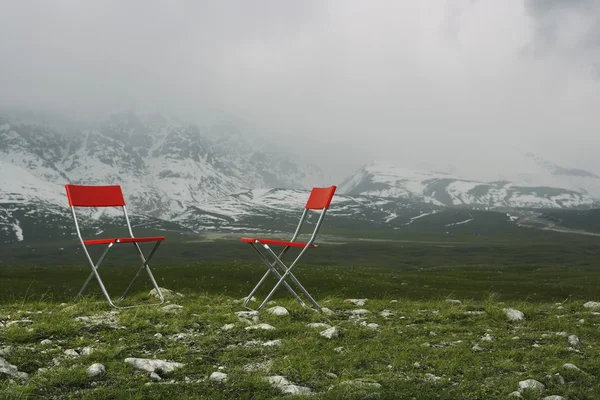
[1,0,599,180]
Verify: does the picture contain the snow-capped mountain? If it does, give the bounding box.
[0,112,325,218]
[339,162,600,209]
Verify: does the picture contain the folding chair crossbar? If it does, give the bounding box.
[66,184,165,309]
[240,186,336,311]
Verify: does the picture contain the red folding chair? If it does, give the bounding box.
[240,186,336,311]
[65,184,165,308]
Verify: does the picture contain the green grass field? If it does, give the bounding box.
[1,226,600,399]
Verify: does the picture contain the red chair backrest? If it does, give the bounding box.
[305,186,337,210]
[65,184,126,207]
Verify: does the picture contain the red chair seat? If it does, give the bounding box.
[240,237,315,248]
[84,236,165,245]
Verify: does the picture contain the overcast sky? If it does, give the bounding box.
[1,0,599,180]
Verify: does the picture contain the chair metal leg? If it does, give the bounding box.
[262,245,321,310]
[75,243,114,302]
[119,241,163,302]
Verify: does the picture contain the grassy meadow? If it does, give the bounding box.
[1,224,600,399]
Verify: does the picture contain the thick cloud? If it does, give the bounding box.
[1,1,599,180]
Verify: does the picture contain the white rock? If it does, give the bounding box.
[379,310,394,318]
[125,358,184,373]
[267,306,289,316]
[81,346,94,356]
[481,333,494,342]
[320,327,339,339]
[555,332,569,337]
[243,359,273,372]
[154,333,163,339]
[568,335,580,346]
[345,299,367,306]
[583,301,600,309]
[149,372,161,381]
[267,376,312,395]
[348,309,370,316]
[390,300,399,303]
[508,391,523,398]
[64,349,80,357]
[504,308,525,322]
[563,363,581,371]
[245,324,275,331]
[0,347,12,357]
[335,380,382,390]
[445,299,462,305]
[209,371,228,383]
[40,339,52,346]
[366,323,379,330]
[221,324,235,331]
[334,346,345,352]
[424,373,441,382]
[161,304,184,312]
[518,379,545,392]
[542,396,564,400]
[472,345,485,352]
[240,296,257,303]
[306,323,331,329]
[149,288,184,299]
[0,357,29,380]
[87,363,105,378]
[321,308,334,316]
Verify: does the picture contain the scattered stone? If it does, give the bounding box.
[235,311,259,324]
[508,391,523,398]
[154,333,163,339]
[40,339,52,346]
[267,306,289,316]
[481,333,494,342]
[266,376,312,395]
[518,379,545,392]
[209,371,228,383]
[365,323,379,330]
[149,372,161,381]
[326,372,338,379]
[445,299,462,305]
[348,309,370,316]
[221,324,235,331]
[555,332,569,337]
[345,299,367,306]
[424,373,441,382]
[563,363,581,372]
[149,288,184,299]
[578,319,585,324]
[245,324,275,331]
[125,358,184,373]
[390,300,399,303]
[64,349,80,357]
[583,301,600,309]
[87,363,105,378]
[504,308,525,322]
[0,357,29,380]
[568,335,580,346]
[306,323,331,329]
[161,304,184,312]
[243,359,273,372]
[379,310,394,318]
[242,296,257,303]
[334,380,382,390]
[472,345,485,352]
[81,346,94,356]
[542,396,564,400]
[320,327,339,339]
[334,347,345,353]
[321,308,334,316]
[465,311,486,315]
[0,347,13,357]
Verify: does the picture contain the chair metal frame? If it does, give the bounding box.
[65,184,165,308]
[240,186,336,311]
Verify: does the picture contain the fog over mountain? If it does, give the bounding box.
[1,0,600,182]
